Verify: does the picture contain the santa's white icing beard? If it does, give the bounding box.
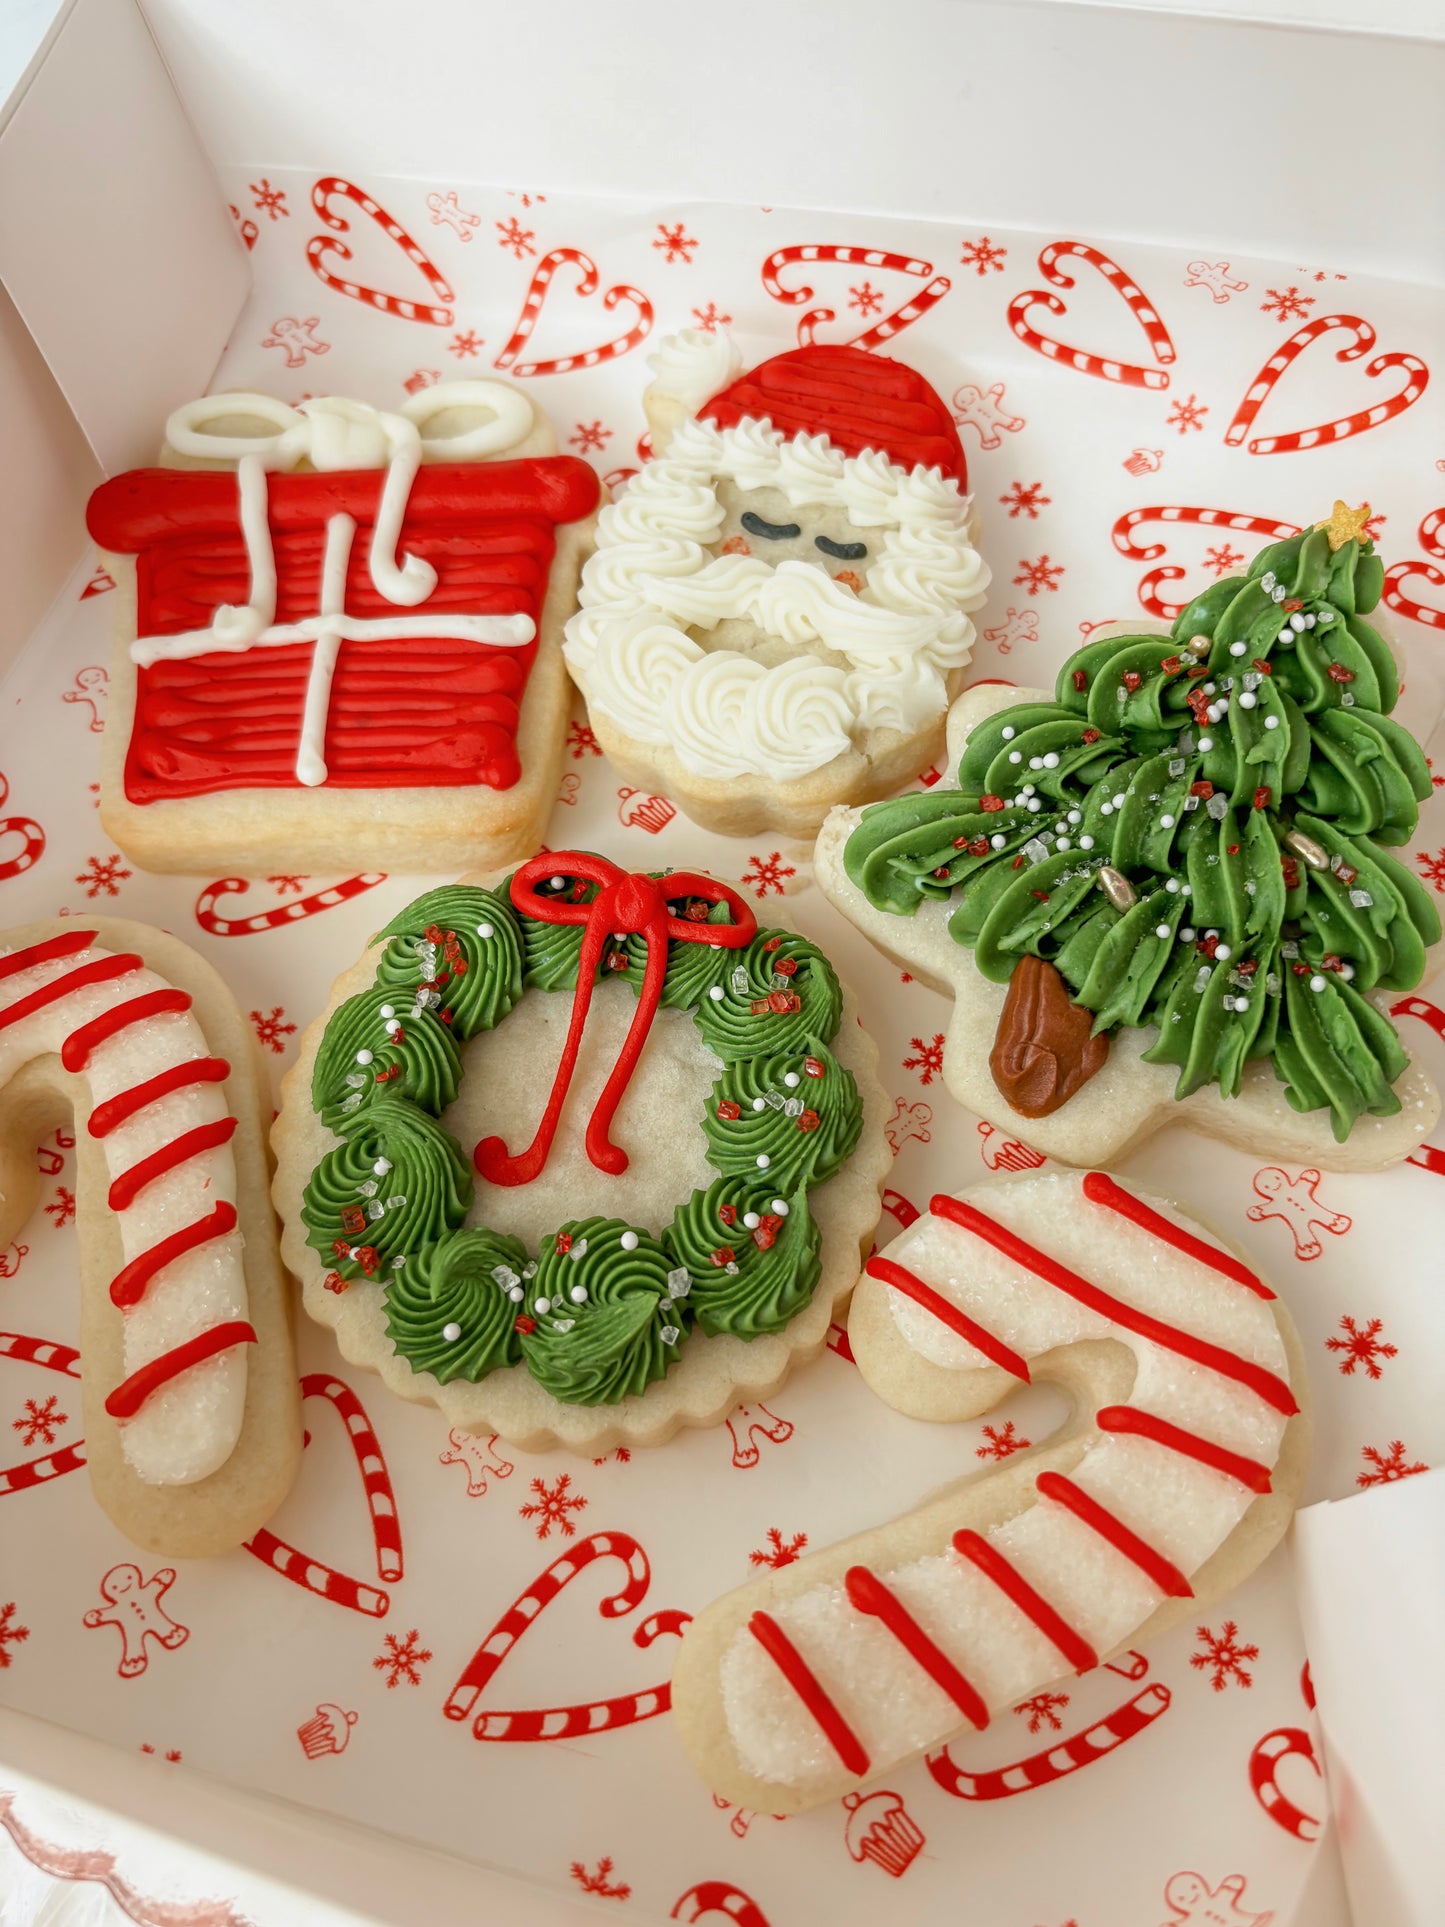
[564,415,989,782]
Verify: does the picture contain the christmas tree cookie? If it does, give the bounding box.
[271,852,890,1452]
[814,511,1441,1169]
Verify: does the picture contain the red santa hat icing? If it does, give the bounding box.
[697,344,967,488]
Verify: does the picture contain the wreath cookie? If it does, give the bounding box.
[272,851,890,1451]
[815,513,1441,1171]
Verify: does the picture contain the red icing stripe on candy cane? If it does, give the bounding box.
[109,1203,239,1308]
[308,177,454,325]
[1095,1405,1273,1493]
[865,1255,1031,1381]
[1007,242,1174,389]
[0,930,96,982]
[1222,314,1429,455]
[0,1332,81,1377]
[1034,1471,1193,1599]
[63,989,192,1071]
[1382,558,1445,630]
[88,1058,230,1138]
[107,1116,237,1210]
[926,1683,1171,1800]
[1081,1171,1271,1298]
[844,1566,990,1729]
[493,249,654,378]
[104,1320,256,1418]
[951,1529,1098,1674]
[930,1195,1297,1416]
[0,1439,87,1497]
[194,873,389,937]
[748,1610,871,1776]
[0,953,141,1033]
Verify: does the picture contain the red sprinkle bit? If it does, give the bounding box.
[762,936,782,952]
[554,1231,573,1254]
[570,879,589,901]
[758,1214,784,1240]
[1327,663,1355,683]
[1252,658,1273,675]
[797,1110,820,1133]
[686,901,710,922]
[710,1246,736,1267]
[968,836,990,856]
[438,1009,454,1025]
[1237,958,1260,977]
[513,1315,536,1335]
[1030,889,1051,902]
[1292,961,1311,976]
[768,990,801,1015]
[803,1056,824,1079]
[750,997,772,1015]
[1012,855,1027,870]
[354,1246,380,1277]
[1160,655,1182,675]
[1187,690,1212,724]
[980,794,1005,813]
[1082,728,1100,745]
[423,923,444,944]
[1191,781,1215,798]
[1121,670,1142,692]
[1335,862,1358,885]
[323,1271,348,1295]
[1282,858,1301,889]
[1282,598,1303,612]
[341,1204,366,1235]
[1196,934,1220,960]
[389,1025,406,1047]
[774,956,798,977]
[718,1203,738,1226]
[752,1223,778,1252]
[1227,843,1241,855]
[933,866,952,880]
[331,1238,351,1259]
[1322,952,1344,972]
[606,949,630,972]
[717,1099,741,1121]
[1253,787,1271,810]
[1072,669,1088,692]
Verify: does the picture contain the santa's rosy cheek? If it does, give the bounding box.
[834,570,863,594]
[721,535,752,557]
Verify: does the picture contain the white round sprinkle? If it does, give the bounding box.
[1216,943,1232,960]
[991,834,1007,850]
[379,1004,395,1019]
[1067,810,1082,825]
[1056,837,1071,851]
[1340,964,1355,981]
[373,1158,391,1175]
[1203,683,1216,696]
[1304,612,1316,628]
[1044,752,1060,769]
[1027,798,1043,812]
[1290,612,1308,632]
[384,1018,401,1035]
[1113,793,1126,809]
[1155,923,1170,938]
[620,1231,639,1251]
[708,984,725,1001]
[1239,691,1257,709]
[783,1071,800,1088]
[1229,641,1247,657]
[1279,628,1294,645]
[551,875,567,889]
[1181,927,1196,942]
[1166,878,1180,893]
[1182,884,1192,895]
[442,1322,462,1343]
[1008,751,1022,764]
[1029,757,1043,770]
[743,1212,761,1230]
[771,1199,789,1216]
[752,1097,766,1112]
[534,1297,551,1315]
[1160,814,1175,828]
[476,922,494,939]
[756,1154,771,1169]
[1100,802,1114,816]
[508,1285,523,1302]
[1264,714,1280,730]
[1078,834,1095,849]
[355,1050,373,1066]
[1001,726,1016,739]
[1021,783,1036,796]
[1198,736,1214,752]
[570,1285,588,1305]
[1310,975,1326,992]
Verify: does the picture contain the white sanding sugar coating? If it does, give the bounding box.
[0,944,247,1484]
[717,1170,1290,1792]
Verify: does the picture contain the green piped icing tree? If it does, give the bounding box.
[845,515,1440,1141]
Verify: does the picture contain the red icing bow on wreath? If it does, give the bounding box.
[473,853,757,1187]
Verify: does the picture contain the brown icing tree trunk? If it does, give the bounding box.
[990,956,1109,1119]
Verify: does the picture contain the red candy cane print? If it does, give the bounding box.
[245,1375,401,1618]
[1112,508,1303,620]
[1223,314,1429,455]
[493,249,653,377]
[1008,242,1175,389]
[445,1530,689,1739]
[1249,1726,1323,1842]
[761,245,950,351]
[1391,995,1445,1042]
[671,1883,774,1927]
[1,1332,87,1497]
[194,873,387,937]
[307,177,455,325]
[0,773,44,882]
[1383,506,1445,629]
[926,1683,1171,1799]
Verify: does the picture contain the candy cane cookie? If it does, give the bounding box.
[0,918,300,1555]
[670,1168,1309,1813]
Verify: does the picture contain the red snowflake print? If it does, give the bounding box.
[1190,1620,1259,1691]
[1014,1690,1070,1733]
[495,217,536,258]
[1415,849,1445,891]
[1202,543,1246,577]
[848,281,884,316]
[75,853,131,898]
[903,1034,946,1085]
[570,420,613,454]
[250,178,289,220]
[449,329,484,359]
[653,222,698,264]
[0,1602,29,1671]
[590,1446,632,1465]
[571,1859,631,1901]
[1326,1315,1398,1380]
[1166,394,1209,434]
[372,1628,432,1688]
[691,302,732,332]
[251,1007,297,1055]
[139,1745,183,1762]
[44,1187,75,1228]
[741,851,797,899]
[960,236,1007,275]
[567,721,602,759]
[1000,481,1050,519]
[1363,511,1387,544]
[267,874,308,894]
[1260,286,1316,322]
[507,190,548,209]
[976,1420,1030,1460]
[1013,555,1065,595]
[13,1396,67,1448]
[750,1528,808,1569]
[520,1472,588,1538]
[1357,1440,1428,1487]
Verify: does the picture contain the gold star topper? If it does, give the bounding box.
[1316,500,1372,551]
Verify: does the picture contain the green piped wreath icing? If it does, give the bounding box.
[844,525,1441,1142]
[302,869,860,1406]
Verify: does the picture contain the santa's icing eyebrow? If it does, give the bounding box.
[563,332,990,794]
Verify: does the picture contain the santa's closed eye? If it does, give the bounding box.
[815,535,868,561]
[740,511,802,541]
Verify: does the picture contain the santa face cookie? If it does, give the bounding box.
[816,515,1442,1170]
[271,851,891,1452]
[562,332,989,837]
[671,1168,1309,1813]
[87,382,598,875]
[0,918,300,1556]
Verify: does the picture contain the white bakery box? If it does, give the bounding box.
[1,1,1443,1922]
